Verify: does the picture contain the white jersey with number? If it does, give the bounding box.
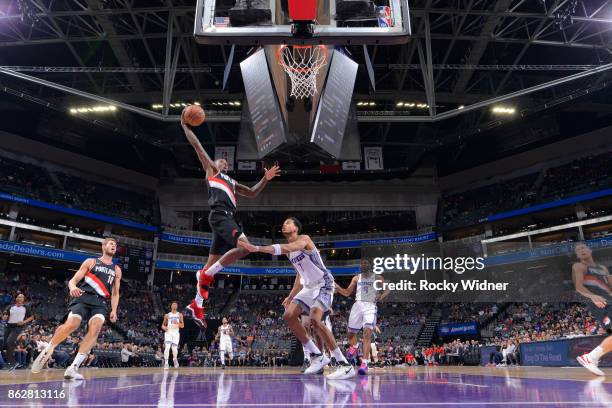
[356,273,377,303]
[288,247,330,287]
[219,324,233,352]
[348,273,379,332]
[164,312,181,345]
[167,312,181,334]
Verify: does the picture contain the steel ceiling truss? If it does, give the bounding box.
[0,0,610,126]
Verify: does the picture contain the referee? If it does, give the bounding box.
[3,294,33,368]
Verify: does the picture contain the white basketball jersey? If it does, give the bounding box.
[167,312,181,334]
[356,273,377,303]
[287,247,330,286]
[219,324,232,342]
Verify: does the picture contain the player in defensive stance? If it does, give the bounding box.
[573,242,611,376]
[335,259,389,375]
[240,217,355,379]
[181,110,281,327]
[31,237,121,380]
[216,317,234,368]
[161,302,184,369]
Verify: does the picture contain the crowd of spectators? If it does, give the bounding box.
[0,155,154,224]
[481,302,608,366]
[1,271,610,371]
[439,151,612,229]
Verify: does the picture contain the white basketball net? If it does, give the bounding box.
[278,45,328,99]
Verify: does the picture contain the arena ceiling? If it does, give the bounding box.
[0,0,611,177]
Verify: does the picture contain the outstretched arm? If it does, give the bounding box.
[68,258,96,297]
[335,275,358,297]
[282,274,303,308]
[162,314,168,332]
[377,275,390,302]
[235,165,281,198]
[239,235,310,255]
[181,110,217,174]
[110,266,122,323]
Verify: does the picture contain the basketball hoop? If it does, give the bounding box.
[277,45,329,99]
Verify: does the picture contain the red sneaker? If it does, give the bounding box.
[186,299,207,328]
[197,268,214,300]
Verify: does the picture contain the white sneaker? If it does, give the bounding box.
[164,362,169,370]
[304,354,330,374]
[173,360,179,368]
[577,354,605,376]
[31,349,53,374]
[64,366,84,380]
[326,363,356,380]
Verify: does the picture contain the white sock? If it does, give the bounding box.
[205,261,223,277]
[304,339,322,356]
[220,353,225,365]
[71,353,87,369]
[332,347,348,364]
[43,342,56,354]
[195,292,205,308]
[302,345,309,361]
[588,346,604,361]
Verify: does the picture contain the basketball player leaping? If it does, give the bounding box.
[239,217,356,379]
[162,302,184,369]
[31,237,121,380]
[216,317,234,369]
[573,242,612,376]
[181,109,281,327]
[335,259,389,375]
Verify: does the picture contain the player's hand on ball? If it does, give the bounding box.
[69,286,84,297]
[264,164,281,181]
[110,311,118,322]
[238,240,258,253]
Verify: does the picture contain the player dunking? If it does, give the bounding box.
[335,259,389,375]
[240,217,355,379]
[31,237,121,380]
[573,242,612,376]
[180,109,281,327]
[216,317,234,368]
[161,302,184,369]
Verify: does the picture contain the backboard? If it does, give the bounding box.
[194,0,411,45]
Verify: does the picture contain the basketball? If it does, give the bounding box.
[182,105,206,127]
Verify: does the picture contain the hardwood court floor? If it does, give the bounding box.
[0,365,611,407]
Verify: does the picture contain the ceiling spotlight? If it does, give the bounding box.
[70,105,116,114]
[458,105,465,110]
[369,102,375,106]
[396,102,404,107]
[492,106,516,115]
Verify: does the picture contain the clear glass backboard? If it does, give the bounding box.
[194,0,411,45]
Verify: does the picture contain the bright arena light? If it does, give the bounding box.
[69,105,117,114]
[492,106,516,115]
